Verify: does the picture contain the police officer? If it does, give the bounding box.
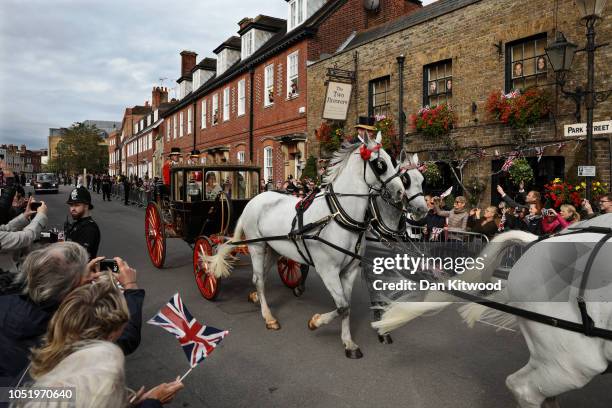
[65,186,100,259]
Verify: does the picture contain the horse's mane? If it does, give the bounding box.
[323,142,360,184]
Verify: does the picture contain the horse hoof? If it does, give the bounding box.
[293,285,305,297]
[345,348,363,359]
[266,320,281,330]
[378,334,393,344]
[247,292,259,304]
[308,314,320,330]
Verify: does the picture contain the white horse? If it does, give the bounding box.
[207,131,405,358]
[375,214,612,407]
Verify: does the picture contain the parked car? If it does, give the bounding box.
[34,173,59,194]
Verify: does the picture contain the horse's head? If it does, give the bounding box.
[358,131,405,205]
[398,150,428,220]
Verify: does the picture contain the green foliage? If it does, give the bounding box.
[301,155,318,181]
[55,122,108,175]
[508,158,534,186]
[422,161,442,186]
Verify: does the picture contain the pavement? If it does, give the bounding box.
[40,185,610,408]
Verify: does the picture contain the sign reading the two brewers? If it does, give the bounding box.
[323,82,352,121]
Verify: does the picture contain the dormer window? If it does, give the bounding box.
[288,0,305,31]
[242,30,255,59]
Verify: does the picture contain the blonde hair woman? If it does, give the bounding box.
[542,204,580,234]
[19,275,183,407]
[468,206,499,239]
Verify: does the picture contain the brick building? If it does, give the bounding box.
[161,0,423,183]
[0,144,43,179]
[307,0,612,204]
[115,104,153,177]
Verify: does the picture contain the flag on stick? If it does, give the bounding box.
[148,293,229,367]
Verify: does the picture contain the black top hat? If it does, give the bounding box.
[66,186,93,209]
[168,147,181,157]
[190,149,201,158]
[354,116,377,131]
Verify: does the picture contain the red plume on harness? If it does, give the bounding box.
[360,144,380,161]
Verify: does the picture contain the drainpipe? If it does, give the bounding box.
[249,66,255,162]
[396,54,406,151]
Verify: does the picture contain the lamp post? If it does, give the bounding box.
[545,0,610,201]
[396,55,406,151]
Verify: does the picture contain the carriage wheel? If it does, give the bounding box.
[277,257,302,289]
[193,237,219,300]
[145,202,166,268]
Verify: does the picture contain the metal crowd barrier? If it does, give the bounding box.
[108,183,153,207]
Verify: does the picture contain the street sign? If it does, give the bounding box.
[564,120,612,137]
[578,166,596,177]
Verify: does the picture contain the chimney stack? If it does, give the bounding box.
[180,50,197,78]
[238,17,253,31]
[152,87,169,108]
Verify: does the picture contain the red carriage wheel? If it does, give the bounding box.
[193,237,219,300]
[145,202,166,268]
[277,257,302,289]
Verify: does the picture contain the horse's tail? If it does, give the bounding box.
[373,230,536,334]
[207,216,244,279]
[457,288,517,331]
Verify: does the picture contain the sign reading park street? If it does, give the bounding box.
[322,81,352,121]
[564,120,612,137]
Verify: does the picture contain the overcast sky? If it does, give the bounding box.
[0,0,437,150]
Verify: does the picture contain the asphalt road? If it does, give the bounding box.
[41,185,610,408]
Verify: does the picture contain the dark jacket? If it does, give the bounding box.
[65,216,100,259]
[521,215,543,235]
[0,289,145,387]
[407,209,446,230]
[502,191,528,210]
[468,217,499,239]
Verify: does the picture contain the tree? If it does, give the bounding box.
[57,122,108,175]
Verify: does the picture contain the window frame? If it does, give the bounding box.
[368,75,391,118]
[237,151,245,164]
[223,87,230,121]
[187,107,193,134]
[287,51,299,99]
[212,94,219,125]
[241,30,254,59]
[505,33,548,93]
[422,59,453,107]
[264,64,274,107]
[201,99,207,129]
[179,111,184,137]
[263,146,273,181]
[238,79,246,116]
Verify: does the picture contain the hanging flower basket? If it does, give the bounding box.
[409,104,457,138]
[421,161,442,186]
[316,122,341,153]
[486,88,551,130]
[507,158,534,186]
[464,177,487,207]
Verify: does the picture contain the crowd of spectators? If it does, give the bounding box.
[0,185,184,407]
[259,175,319,198]
[410,183,611,242]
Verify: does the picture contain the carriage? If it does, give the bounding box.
[144,164,303,300]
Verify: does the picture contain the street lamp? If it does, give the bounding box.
[544,0,610,201]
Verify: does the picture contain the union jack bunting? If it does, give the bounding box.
[148,293,229,367]
[501,152,519,172]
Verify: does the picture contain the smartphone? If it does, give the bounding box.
[99,259,119,273]
[30,202,42,211]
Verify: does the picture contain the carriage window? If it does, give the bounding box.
[236,172,247,199]
[205,171,222,200]
[173,170,185,201]
[186,171,203,202]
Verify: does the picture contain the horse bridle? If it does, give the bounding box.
[360,144,403,205]
[399,164,424,206]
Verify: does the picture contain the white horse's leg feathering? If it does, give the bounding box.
[207,217,244,278]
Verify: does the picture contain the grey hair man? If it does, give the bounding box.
[0,242,145,387]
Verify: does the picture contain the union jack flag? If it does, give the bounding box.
[501,151,519,172]
[148,293,229,367]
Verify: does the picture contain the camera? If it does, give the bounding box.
[99,259,119,273]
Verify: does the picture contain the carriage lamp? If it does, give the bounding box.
[544,0,610,201]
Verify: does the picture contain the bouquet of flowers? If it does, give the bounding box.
[410,104,457,138]
[544,178,582,209]
[486,88,551,130]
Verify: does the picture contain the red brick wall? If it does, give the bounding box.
[308,0,422,61]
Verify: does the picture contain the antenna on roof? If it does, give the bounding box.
[159,77,168,87]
